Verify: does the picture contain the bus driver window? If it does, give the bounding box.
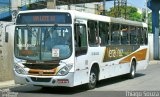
[74,23,87,56]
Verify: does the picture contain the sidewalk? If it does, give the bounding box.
[149,60,160,65]
[0,80,15,89]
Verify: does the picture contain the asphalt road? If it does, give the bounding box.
[0,63,160,97]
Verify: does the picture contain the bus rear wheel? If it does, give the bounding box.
[86,68,98,89]
[128,61,136,79]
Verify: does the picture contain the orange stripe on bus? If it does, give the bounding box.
[29,68,56,76]
[119,48,147,64]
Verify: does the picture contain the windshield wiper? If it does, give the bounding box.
[26,24,37,37]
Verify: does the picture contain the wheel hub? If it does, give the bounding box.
[90,73,96,84]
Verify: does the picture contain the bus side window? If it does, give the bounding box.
[74,23,87,56]
[130,26,137,44]
[99,21,109,46]
[121,25,129,44]
[111,23,120,45]
[87,20,98,46]
[137,27,143,45]
[143,28,148,45]
[140,27,148,45]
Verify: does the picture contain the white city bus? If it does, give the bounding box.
[13,9,149,89]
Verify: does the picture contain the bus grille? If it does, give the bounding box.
[28,69,56,76]
[23,63,59,70]
[30,77,51,82]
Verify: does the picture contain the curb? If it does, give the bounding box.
[0,80,15,89]
[149,60,160,65]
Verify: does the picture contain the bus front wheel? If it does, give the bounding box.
[86,68,98,89]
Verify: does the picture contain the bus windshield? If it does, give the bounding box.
[14,26,72,61]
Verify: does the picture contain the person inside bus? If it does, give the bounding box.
[75,27,81,47]
[95,29,101,45]
[44,29,57,51]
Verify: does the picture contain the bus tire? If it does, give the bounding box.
[86,68,98,89]
[128,61,136,79]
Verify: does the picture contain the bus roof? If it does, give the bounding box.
[18,9,147,28]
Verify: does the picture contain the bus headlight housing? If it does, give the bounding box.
[56,64,73,76]
[14,63,26,75]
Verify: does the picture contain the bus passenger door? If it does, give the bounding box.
[74,23,89,86]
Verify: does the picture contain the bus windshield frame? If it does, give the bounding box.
[14,25,72,61]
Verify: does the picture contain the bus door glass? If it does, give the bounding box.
[74,23,87,56]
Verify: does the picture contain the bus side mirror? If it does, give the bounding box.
[5,32,8,43]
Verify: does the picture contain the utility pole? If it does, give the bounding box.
[145,0,148,24]
[67,0,71,10]
[114,0,127,18]
[123,0,127,19]
[47,0,56,9]
[114,0,120,17]
[9,0,11,16]
[148,0,160,60]
[103,0,106,15]
[68,4,71,10]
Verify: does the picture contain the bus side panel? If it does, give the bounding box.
[118,46,149,72]
[99,62,114,80]
[99,60,130,80]
[136,60,148,71]
[137,46,149,70]
[73,55,89,86]
[136,46,149,71]
[73,47,107,86]
[87,47,115,81]
[114,61,130,77]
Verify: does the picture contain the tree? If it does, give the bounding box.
[106,6,142,22]
[148,13,152,33]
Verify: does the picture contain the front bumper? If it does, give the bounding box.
[14,70,74,87]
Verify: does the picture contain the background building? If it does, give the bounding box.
[0,0,11,20]
[57,3,102,14]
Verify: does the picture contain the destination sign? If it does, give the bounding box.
[57,0,102,4]
[16,12,72,24]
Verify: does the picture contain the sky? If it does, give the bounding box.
[11,0,147,11]
[105,0,147,10]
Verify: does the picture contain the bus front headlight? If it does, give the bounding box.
[56,65,73,76]
[14,63,26,75]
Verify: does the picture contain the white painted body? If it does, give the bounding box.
[14,9,149,87]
